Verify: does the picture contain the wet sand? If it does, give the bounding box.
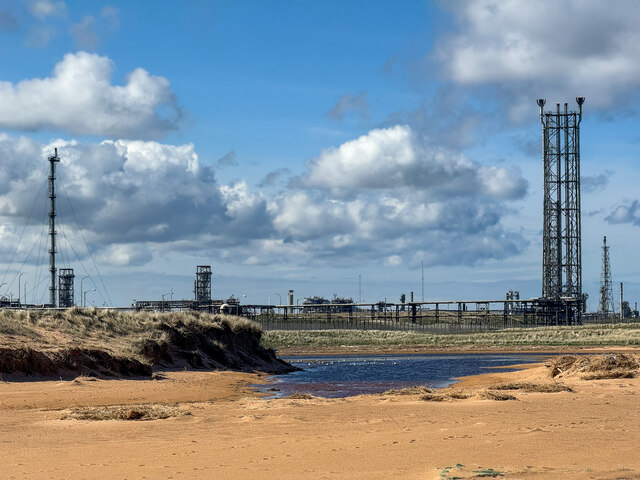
[1,352,640,479]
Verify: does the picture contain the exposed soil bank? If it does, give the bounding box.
[0,309,296,379]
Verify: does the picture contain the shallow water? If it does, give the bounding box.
[259,353,550,398]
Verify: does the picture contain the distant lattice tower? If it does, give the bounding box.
[598,236,615,315]
[537,97,585,320]
[58,268,75,308]
[195,265,212,303]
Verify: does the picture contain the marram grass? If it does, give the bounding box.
[262,323,640,349]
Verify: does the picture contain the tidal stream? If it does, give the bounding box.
[259,353,550,398]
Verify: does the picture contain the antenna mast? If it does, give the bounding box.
[598,236,615,315]
[48,148,60,307]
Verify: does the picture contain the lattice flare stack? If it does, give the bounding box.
[537,97,585,323]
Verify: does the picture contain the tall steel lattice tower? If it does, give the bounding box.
[537,97,585,319]
[598,236,615,315]
[195,265,212,303]
[48,148,61,307]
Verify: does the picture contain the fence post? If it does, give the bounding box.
[503,302,507,328]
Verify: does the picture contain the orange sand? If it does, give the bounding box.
[1,358,640,479]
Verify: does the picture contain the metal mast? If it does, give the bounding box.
[598,236,614,315]
[538,97,584,320]
[48,148,60,307]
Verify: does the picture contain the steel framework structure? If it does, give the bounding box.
[598,236,615,314]
[537,98,584,322]
[58,268,75,308]
[195,265,212,303]
[48,148,60,307]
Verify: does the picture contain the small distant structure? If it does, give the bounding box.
[598,236,615,316]
[303,296,330,312]
[303,296,329,306]
[58,268,75,308]
[194,265,212,303]
[506,289,521,314]
[220,296,241,315]
[331,295,355,313]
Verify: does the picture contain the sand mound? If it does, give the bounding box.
[420,390,516,402]
[488,382,573,393]
[61,404,190,421]
[548,354,640,380]
[420,390,474,402]
[476,390,517,401]
[381,386,434,396]
[288,393,315,400]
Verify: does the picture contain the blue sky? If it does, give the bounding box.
[1,0,639,309]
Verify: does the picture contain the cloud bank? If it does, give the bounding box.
[0,125,527,270]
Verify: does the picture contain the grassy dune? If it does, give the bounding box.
[0,308,294,377]
[262,323,640,349]
[0,308,261,358]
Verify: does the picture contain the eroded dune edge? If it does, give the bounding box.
[0,309,296,378]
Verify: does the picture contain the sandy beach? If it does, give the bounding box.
[1,351,639,480]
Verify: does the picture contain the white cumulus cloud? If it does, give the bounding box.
[302,125,527,199]
[437,0,640,118]
[0,52,181,138]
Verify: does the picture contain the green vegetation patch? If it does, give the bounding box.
[263,324,640,349]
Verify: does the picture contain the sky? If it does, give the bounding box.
[1,0,640,310]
